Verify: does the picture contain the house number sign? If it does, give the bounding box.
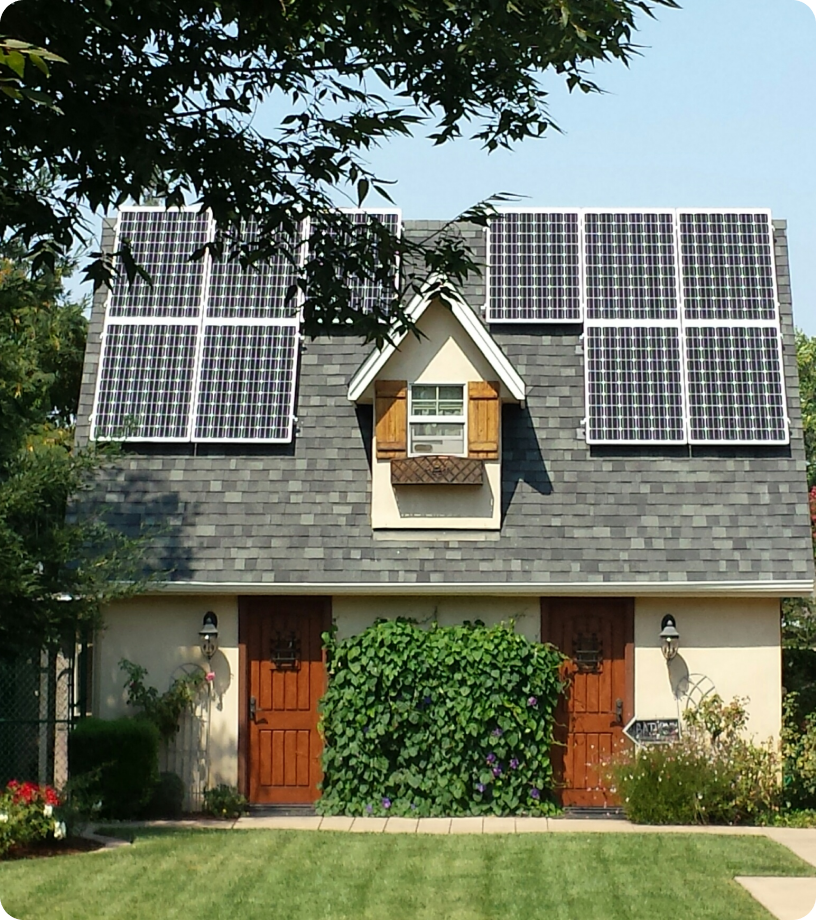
[623,717,680,746]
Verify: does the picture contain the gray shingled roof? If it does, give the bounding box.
[74,219,814,590]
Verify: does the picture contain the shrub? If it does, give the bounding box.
[144,772,186,819]
[607,696,780,825]
[0,780,63,857]
[318,619,565,817]
[119,660,207,742]
[202,784,247,819]
[68,717,160,819]
[782,691,816,809]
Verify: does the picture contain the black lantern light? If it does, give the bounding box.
[659,614,680,661]
[199,611,219,661]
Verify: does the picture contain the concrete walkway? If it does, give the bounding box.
[132,816,816,919]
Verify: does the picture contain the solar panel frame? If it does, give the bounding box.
[677,209,778,323]
[206,218,306,320]
[303,209,403,316]
[107,206,214,319]
[583,208,680,322]
[89,319,200,441]
[584,322,688,445]
[191,318,301,443]
[684,324,789,445]
[486,208,583,324]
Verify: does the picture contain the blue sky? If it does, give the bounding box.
[324,0,816,332]
[70,0,816,331]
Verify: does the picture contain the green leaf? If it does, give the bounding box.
[356,178,369,207]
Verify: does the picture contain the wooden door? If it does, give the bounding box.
[240,597,329,804]
[541,598,633,807]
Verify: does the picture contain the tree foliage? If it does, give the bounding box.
[0,248,146,655]
[3,0,677,339]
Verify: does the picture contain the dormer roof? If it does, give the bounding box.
[347,275,526,404]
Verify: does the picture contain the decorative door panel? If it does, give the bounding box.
[241,597,329,804]
[542,598,633,807]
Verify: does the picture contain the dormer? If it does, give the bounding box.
[348,279,525,530]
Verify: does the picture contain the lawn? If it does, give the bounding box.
[1,829,813,920]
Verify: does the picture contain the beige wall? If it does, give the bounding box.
[332,595,541,643]
[95,595,240,802]
[634,596,781,743]
[371,300,504,530]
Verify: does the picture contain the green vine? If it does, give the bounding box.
[119,660,207,742]
[318,619,566,817]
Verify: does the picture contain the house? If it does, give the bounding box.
[75,207,815,809]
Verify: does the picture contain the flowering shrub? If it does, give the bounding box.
[606,696,780,825]
[0,780,65,857]
[318,619,565,817]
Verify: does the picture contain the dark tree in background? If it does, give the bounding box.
[0,245,148,655]
[2,0,677,340]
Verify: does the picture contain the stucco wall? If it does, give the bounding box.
[332,595,541,642]
[634,597,781,742]
[95,595,240,800]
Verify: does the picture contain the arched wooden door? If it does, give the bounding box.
[239,597,330,804]
[541,597,634,807]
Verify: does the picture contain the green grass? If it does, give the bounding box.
[1,829,813,920]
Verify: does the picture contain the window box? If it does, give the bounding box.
[390,456,484,486]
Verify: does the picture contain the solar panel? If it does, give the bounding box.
[487,211,581,322]
[338,211,401,315]
[193,323,300,441]
[207,220,301,319]
[584,212,678,321]
[92,323,198,440]
[108,209,211,318]
[685,326,787,443]
[585,326,685,443]
[678,211,776,321]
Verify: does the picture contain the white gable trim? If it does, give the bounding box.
[347,277,526,403]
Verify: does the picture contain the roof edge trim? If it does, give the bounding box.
[347,275,526,402]
[135,579,814,598]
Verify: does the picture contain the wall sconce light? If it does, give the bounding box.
[199,611,219,661]
[659,615,680,661]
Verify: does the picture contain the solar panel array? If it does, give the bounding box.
[486,208,787,445]
[93,207,403,442]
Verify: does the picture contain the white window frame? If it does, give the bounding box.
[408,382,468,458]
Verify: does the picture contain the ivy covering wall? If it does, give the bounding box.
[318,619,565,817]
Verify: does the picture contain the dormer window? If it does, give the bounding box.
[409,385,466,457]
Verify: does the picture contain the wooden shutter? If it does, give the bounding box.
[375,380,407,459]
[468,380,500,460]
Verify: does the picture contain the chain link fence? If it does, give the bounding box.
[0,646,86,791]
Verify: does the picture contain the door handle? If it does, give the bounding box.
[249,695,257,723]
[615,698,623,725]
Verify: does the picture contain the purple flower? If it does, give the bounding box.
[486,752,497,765]
[491,727,503,737]
[492,765,503,778]
[527,696,538,708]
[475,782,486,793]
[366,804,373,813]
[410,803,417,811]
[510,758,520,770]
[530,787,540,800]
[382,797,392,810]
